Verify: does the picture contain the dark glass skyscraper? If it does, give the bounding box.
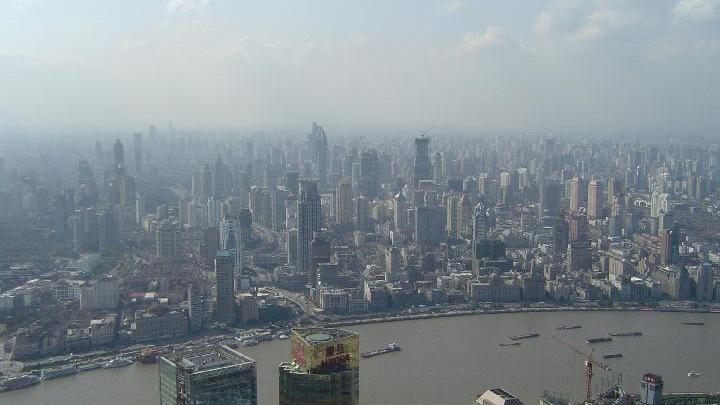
[297,179,321,276]
[413,136,432,187]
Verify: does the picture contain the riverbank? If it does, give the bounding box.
[322,304,719,328]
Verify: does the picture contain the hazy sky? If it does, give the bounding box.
[1,0,719,136]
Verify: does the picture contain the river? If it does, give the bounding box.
[3,311,719,405]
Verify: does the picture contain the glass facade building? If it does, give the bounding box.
[159,345,256,405]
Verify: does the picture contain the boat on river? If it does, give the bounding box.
[361,343,401,358]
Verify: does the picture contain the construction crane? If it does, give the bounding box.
[419,126,434,138]
[553,336,611,404]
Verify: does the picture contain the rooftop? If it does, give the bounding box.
[163,345,255,372]
[293,327,357,346]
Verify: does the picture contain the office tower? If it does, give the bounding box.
[188,284,203,332]
[98,207,120,251]
[212,154,226,198]
[215,250,236,323]
[358,149,379,199]
[308,123,328,188]
[552,212,569,258]
[287,228,298,265]
[297,179,321,275]
[660,226,680,265]
[159,345,257,405]
[272,187,288,231]
[285,193,298,230]
[539,180,561,219]
[457,193,473,239]
[393,192,407,231]
[285,171,299,195]
[567,240,592,272]
[278,327,359,405]
[355,195,371,233]
[606,177,616,206]
[133,132,143,175]
[385,246,400,274]
[473,202,490,241]
[587,179,603,219]
[569,177,587,212]
[569,212,588,241]
[445,194,458,238]
[52,193,69,239]
[220,215,244,276]
[335,180,353,225]
[414,136,432,187]
[309,232,331,286]
[249,186,266,223]
[415,205,445,246]
[432,152,443,183]
[113,138,124,173]
[639,374,663,405]
[156,219,179,264]
[199,164,212,202]
[136,194,146,224]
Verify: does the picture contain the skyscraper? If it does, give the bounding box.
[308,123,328,188]
[569,177,587,212]
[133,132,143,176]
[278,327,359,405]
[587,179,603,219]
[358,149,379,199]
[413,136,432,188]
[188,284,203,332]
[335,179,353,225]
[215,250,236,323]
[159,345,257,405]
[113,138,124,173]
[297,179,321,276]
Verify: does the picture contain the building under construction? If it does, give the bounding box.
[159,344,256,405]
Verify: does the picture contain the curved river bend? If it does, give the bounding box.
[3,311,719,405]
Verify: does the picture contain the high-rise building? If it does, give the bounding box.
[587,179,603,219]
[473,202,490,242]
[385,246,401,274]
[392,192,407,231]
[156,219,179,264]
[308,123,328,188]
[136,194,146,224]
[639,374,663,405]
[569,177,587,212]
[457,193,473,239]
[539,180,561,219]
[113,138,124,174]
[358,149,379,199]
[220,215,244,276]
[159,345,257,405]
[297,179,321,276]
[215,250,236,323]
[355,195,371,233]
[335,180,353,225]
[660,226,680,265]
[278,327,359,405]
[133,132,143,176]
[188,284,203,332]
[413,136,432,188]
